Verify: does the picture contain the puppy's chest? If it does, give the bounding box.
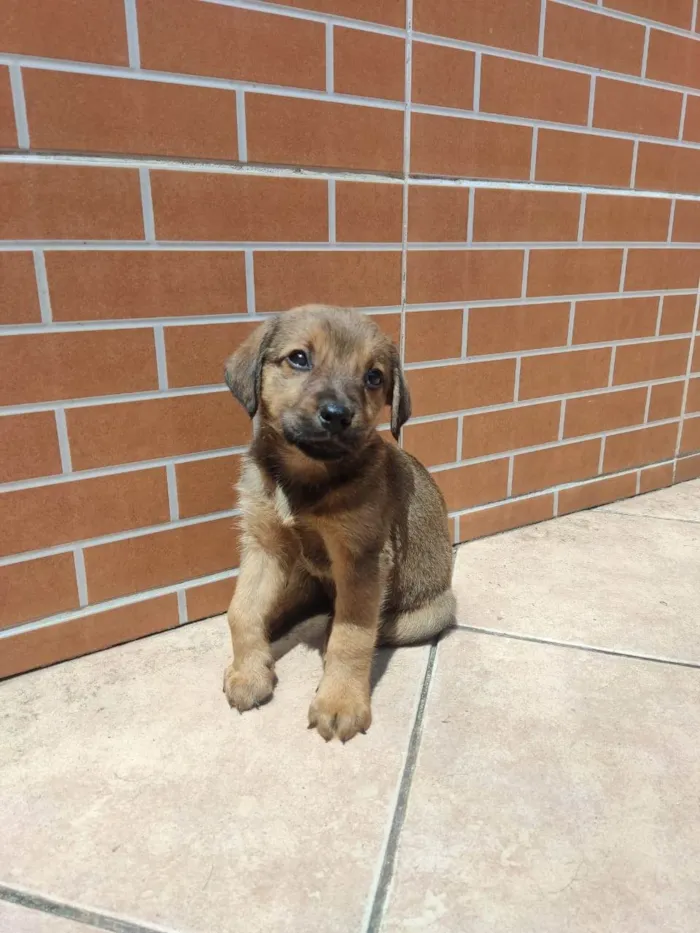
[272,486,332,579]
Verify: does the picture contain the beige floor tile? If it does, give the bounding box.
[383,631,700,933]
[597,477,700,522]
[453,508,700,662]
[0,615,429,933]
[0,900,99,932]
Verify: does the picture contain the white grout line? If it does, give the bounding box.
[235,89,248,161]
[8,64,30,149]
[643,384,652,422]
[630,140,639,189]
[587,75,596,128]
[529,126,538,181]
[618,247,628,291]
[203,0,407,33]
[552,488,559,515]
[551,0,700,40]
[679,93,688,141]
[327,178,336,243]
[577,193,587,241]
[138,167,155,241]
[244,250,256,313]
[177,589,188,625]
[466,187,475,242]
[455,415,464,461]
[397,0,414,454]
[0,567,239,641]
[521,249,530,298]
[54,409,73,473]
[153,325,168,389]
[597,436,606,474]
[506,455,515,496]
[641,26,650,78]
[461,307,469,356]
[513,357,522,402]
[538,0,547,56]
[655,295,664,336]
[325,23,334,93]
[635,469,642,494]
[608,345,617,386]
[673,282,700,476]
[667,200,677,242]
[472,52,481,111]
[123,0,141,69]
[693,0,699,32]
[165,462,179,521]
[558,399,566,440]
[567,301,576,345]
[73,548,89,607]
[32,250,52,323]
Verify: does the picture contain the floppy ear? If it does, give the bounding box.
[389,348,411,440]
[224,317,278,417]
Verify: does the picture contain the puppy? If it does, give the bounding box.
[223,305,455,741]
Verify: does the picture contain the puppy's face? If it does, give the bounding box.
[225,306,411,461]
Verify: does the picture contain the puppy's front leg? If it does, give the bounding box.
[223,543,287,712]
[308,548,382,742]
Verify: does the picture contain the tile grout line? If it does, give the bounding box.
[551,0,700,40]
[364,641,438,933]
[235,89,248,161]
[529,127,538,182]
[577,194,587,241]
[537,0,547,57]
[452,623,700,671]
[54,408,73,473]
[694,0,699,32]
[8,64,30,149]
[165,462,179,520]
[678,93,688,141]
[586,75,596,127]
[325,22,334,93]
[397,0,413,449]
[673,279,700,480]
[327,178,336,243]
[73,548,89,607]
[153,325,168,390]
[244,249,256,313]
[640,25,650,78]
[123,0,141,69]
[655,295,664,336]
[32,249,53,323]
[138,168,155,241]
[472,52,481,112]
[0,883,177,933]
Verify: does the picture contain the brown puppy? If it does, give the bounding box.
[223,305,455,741]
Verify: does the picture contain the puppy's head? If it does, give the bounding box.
[224,305,411,461]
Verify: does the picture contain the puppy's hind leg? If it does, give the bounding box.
[379,588,456,647]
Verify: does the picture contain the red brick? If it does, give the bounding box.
[407,187,470,242]
[593,78,682,139]
[46,251,247,322]
[0,67,17,148]
[467,303,570,356]
[404,310,463,363]
[636,144,700,196]
[461,403,561,458]
[604,0,693,29]
[434,459,510,512]
[0,252,40,324]
[139,0,324,89]
[412,42,475,111]
[66,393,250,470]
[573,296,659,343]
[457,495,554,542]
[512,439,601,495]
[0,596,179,680]
[625,249,700,290]
[564,388,647,437]
[0,411,62,484]
[649,381,685,421]
[473,189,580,242]
[334,28,404,101]
[0,469,170,558]
[558,473,637,515]
[693,341,700,373]
[680,417,700,454]
[536,130,634,188]
[527,249,623,297]
[676,452,700,481]
[687,377,700,414]
[0,165,143,240]
[660,295,697,335]
[0,330,158,406]
[24,71,237,161]
[613,339,691,385]
[335,182,403,242]
[408,359,516,417]
[519,348,612,400]
[639,462,674,493]
[583,195,670,242]
[2,0,128,66]
[414,0,541,54]
[254,251,402,311]
[0,555,79,632]
[150,173,327,242]
[263,0,404,27]
[176,454,241,519]
[672,201,700,243]
[402,419,459,468]
[186,578,235,622]
[682,96,700,143]
[247,95,403,173]
[85,518,240,602]
[165,322,258,389]
[544,3,645,75]
[646,30,700,90]
[411,113,532,180]
[406,250,524,304]
[604,423,678,472]
[480,56,590,125]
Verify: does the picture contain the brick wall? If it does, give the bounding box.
[1,0,699,678]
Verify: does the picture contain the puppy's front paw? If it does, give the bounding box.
[308,677,371,742]
[223,659,276,712]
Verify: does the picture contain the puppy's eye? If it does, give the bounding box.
[287,350,311,370]
[365,368,384,389]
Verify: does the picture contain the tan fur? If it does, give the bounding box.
[222,305,455,741]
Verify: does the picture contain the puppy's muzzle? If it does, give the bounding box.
[318,399,354,436]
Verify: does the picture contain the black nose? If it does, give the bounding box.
[318,400,353,435]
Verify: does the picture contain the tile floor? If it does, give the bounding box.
[1,480,699,933]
